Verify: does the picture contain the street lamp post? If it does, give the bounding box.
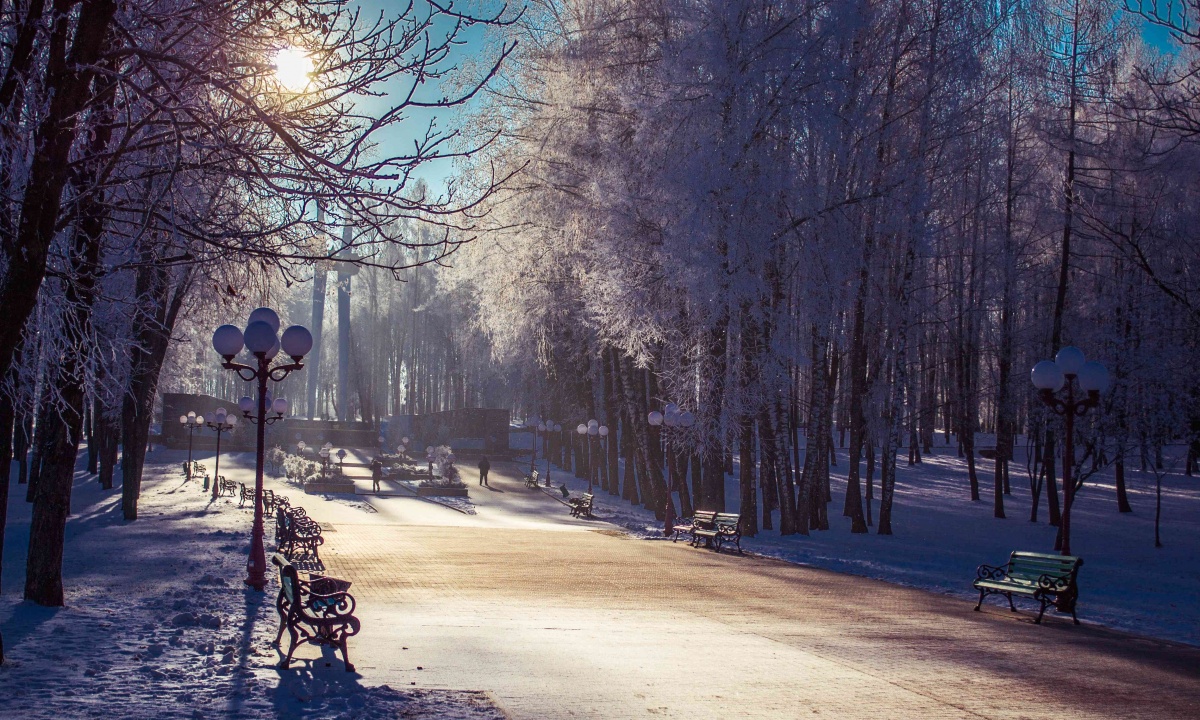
[649,405,696,535]
[598,424,610,492]
[212,307,311,591]
[544,422,560,486]
[536,422,547,479]
[575,423,588,491]
[337,448,347,475]
[586,420,600,492]
[1030,347,1109,556]
[529,418,541,476]
[319,447,331,479]
[206,409,237,499]
[180,412,204,480]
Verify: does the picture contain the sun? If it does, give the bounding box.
[274,47,313,92]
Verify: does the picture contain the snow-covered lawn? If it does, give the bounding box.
[0,451,503,719]
[551,441,1200,647]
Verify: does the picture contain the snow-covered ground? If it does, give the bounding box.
[547,438,1200,647]
[0,451,503,719]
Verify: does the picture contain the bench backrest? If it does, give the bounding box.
[272,553,299,605]
[531,470,539,480]
[582,493,593,502]
[693,510,718,527]
[714,513,741,530]
[1008,551,1082,583]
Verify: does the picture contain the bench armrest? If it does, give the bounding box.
[1037,572,1072,592]
[975,563,1008,581]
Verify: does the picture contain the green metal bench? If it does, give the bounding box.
[524,469,540,489]
[680,511,743,554]
[973,551,1083,625]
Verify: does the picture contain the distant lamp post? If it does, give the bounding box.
[1030,347,1109,556]
[425,445,434,477]
[528,417,542,476]
[649,405,696,535]
[319,442,333,478]
[544,422,560,486]
[598,424,610,491]
[575,423,587,490]
[180,412,204,480]
[298,440,307,455]
[587,420,600,492]
[206,409,237,499]
[337,448,347,474]
[212,307,310,591]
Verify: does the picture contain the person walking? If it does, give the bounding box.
[371,458,383,493]
[478,455,491,487]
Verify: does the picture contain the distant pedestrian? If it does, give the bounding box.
[371,459,383,493]
[478,455,491,486]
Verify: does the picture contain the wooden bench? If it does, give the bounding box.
[271,554,360,672]
[217,475,237,498]
[567,492,594,518]
[524,469,540,488]
[275,505,324,560]
[681,511,743,553]
[973,551,1083,624]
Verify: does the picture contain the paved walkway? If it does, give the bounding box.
[219,453,1200,719]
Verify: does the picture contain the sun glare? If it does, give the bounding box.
[274,47,313,92]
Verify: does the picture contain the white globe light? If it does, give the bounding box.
[214,407,227,421]
[1031,360,1065,392]
[273,397,289,416]
[664,412,679,427]
[246,307,281,333]
[378,435,386,443]
[425,445,433,454]
[320,448,329,457]
[187,411,196,420]
[264,335,281,361]
[553,424,561,432]
[243,320,277,355]
[212,325,244,358]
[598,425,609,437]
[1055,346,1086,376]
[1077,361,1110,393]
[227,414,238,427]
[238,396,255,414]
[648,411,664,426]
[679,411,696,428]
[298,441,306,450]
[588,419,598,429]
[280,325,313,360]
[195,415,204,425]
[537,422,546,431]
[402,436,410,444]
[576,423,587,435]
[179,415,187,424]
[664,403,679,416]
[398,445,406,453]
[324,441,333,449]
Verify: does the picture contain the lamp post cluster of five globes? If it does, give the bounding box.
[211,308,312,592]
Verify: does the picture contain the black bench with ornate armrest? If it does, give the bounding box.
[276,504,324,560]
[271,553,360,671]
[680,511,743,554]
[973,551,1083,625]
[567,492,594,518]
[524,469,541,489]
[216,475,237,498]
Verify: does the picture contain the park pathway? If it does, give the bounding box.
[268,458,1200,719]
